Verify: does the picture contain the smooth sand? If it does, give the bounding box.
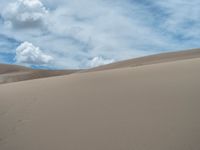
[0,53,200,150]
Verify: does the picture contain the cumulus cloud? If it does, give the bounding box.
[2,0,48,29]
[15,41,53,65]
[89,56,114,68]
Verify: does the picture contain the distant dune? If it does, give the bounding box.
[0,64,30,74]
[0,49,200,150]
[0,64,78,84]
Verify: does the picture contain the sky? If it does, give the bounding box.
[0,0,200,69]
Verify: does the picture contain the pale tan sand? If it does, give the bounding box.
[0,56,200,150]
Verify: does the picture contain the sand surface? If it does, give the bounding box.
[0,51,200,150]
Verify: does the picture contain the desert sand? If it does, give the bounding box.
[0,50,200,150]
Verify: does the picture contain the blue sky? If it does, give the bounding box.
[0,0,200,69]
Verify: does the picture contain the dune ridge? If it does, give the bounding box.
[0,64,78,84]
[0,64,30,74]
[88,48,200,72]
[0,49,200,84]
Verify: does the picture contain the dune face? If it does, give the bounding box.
[0,64,78,84]
[0,54,200,150]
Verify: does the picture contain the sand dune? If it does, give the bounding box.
[88,48,200,72]
[0,49,200,84]
[0,64,78,84]
[0,64,31,74]
[0,51,200,150]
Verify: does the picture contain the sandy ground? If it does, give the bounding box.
[0,54,200,150]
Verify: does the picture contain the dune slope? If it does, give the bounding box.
[0,64,30,74]
[88,48,200,71]
[0,57,200,150]
[0,64,78,84]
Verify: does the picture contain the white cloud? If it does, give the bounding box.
[2,0,48,29]
[15,41,53,66]
[89,56,114,68]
